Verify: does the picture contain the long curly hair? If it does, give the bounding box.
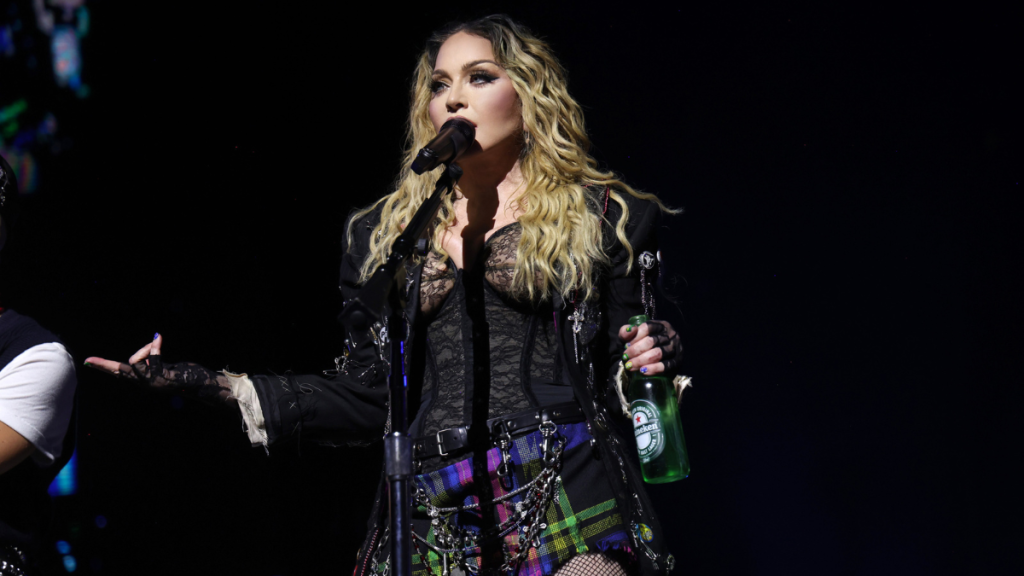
[350,14,675,302]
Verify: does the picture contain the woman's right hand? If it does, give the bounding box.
[85,334,235,405]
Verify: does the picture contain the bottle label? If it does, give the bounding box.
[631,399,665,462]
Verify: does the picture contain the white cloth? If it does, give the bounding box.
[0,342,76,466]
[223,371,268,451]
[614,362,692,417]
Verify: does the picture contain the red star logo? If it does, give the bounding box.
[636,415,642,424]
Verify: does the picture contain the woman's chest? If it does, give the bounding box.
[418,223,521,317]
[440,215,520,271]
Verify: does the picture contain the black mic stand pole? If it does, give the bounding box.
[339,163,463,576]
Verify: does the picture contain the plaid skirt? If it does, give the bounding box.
[404,422,633,576]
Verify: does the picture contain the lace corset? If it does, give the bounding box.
[418,222,518,316]
[415,223,567,438]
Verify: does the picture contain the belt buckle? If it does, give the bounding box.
[435,428,451,457]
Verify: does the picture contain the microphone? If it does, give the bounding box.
[410,117,476,174]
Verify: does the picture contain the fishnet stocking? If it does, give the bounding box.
[553,551,637,576]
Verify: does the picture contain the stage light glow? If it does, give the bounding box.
[94,515,108,528]
[63,554,77,572]
[48,449,78,496]
[56,540,71,554]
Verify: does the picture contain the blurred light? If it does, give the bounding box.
[63,555,77,572]
[48,450,78,497]
[56,540,71,554]
[94,515,107,529]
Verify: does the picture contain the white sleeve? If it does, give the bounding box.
[222,371,268,452]
[0,342,77,466]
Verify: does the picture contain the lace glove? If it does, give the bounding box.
[85,334,234,405]
[615,320,689,417]
[618,319,682,376]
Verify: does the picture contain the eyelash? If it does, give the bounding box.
[430,72,498,95]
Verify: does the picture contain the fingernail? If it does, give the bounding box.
[640,366,648,374]
[83,361,92,367]
[626,326,632,332]
[622,353,629,361]
[625,361,633,370]
[153,332,160,340]
[624,343,630,349]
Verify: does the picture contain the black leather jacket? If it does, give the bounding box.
[250,190,677,575]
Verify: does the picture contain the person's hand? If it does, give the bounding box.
[85,334,234,404]
[618,320,681,376]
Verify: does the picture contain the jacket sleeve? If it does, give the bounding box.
[602,196,662,408]
[248,209,390,447]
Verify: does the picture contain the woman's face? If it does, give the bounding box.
[428,32,522,161]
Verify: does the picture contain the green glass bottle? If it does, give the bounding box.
[626,314,691,484]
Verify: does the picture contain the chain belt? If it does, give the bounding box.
[412,401,584,460]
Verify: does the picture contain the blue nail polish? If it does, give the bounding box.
[640,366,648,374]
[153,332,160,340]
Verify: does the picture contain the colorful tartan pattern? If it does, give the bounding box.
[409,422,630,575]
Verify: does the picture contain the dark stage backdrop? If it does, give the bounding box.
[0,2,1019,575]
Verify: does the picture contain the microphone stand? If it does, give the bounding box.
[339,162,463,576]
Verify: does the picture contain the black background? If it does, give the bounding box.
[2,2,1021,575]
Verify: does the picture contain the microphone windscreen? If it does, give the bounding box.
[443,117,476,143]
[410,118,477,174]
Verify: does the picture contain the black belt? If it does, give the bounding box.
[413,401,585,460]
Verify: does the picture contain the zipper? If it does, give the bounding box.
[357,528,380,576]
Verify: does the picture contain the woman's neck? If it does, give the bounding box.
[454,141,525,222]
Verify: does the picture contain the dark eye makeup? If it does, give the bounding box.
[429,70,499,95]
[469,71,498,84]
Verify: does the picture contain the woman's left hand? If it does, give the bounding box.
[618,320,681,376]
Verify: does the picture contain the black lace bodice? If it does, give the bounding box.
[416,223,567,437]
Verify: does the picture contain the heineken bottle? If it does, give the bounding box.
[626,314,691,484]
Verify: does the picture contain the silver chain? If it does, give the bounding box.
[638,250,657,319]
[411,423,566,574]
[368,526,392,576]
[571,305,583,364]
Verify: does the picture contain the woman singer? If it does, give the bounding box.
[87,15,686,576]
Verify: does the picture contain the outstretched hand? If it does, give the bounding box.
[618,320,681,377]
[85,334,235,405]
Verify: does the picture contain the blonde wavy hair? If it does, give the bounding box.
[350,14,675,302]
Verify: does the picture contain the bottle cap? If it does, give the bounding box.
[628,314,649,329]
